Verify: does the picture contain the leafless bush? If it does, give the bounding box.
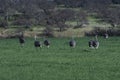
[85,27,120,36]
[42,26,54,37]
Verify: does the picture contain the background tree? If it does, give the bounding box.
[52,9,75,31]
[97,6,120,28]
[0,0,14,28]
[74,10,88,28]
[112,0,120,4]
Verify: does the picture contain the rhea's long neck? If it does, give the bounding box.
[95,35,98,41]
[34,35,37,40]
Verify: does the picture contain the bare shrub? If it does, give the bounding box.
[85,27,120,36]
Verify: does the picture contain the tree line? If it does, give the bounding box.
[0,0,120,31]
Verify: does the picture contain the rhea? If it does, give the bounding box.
[88,40,94,48]
[18,32,25,47]
[34,35,42,48]
[93,35,99,49]
[44,39,50,48]
[104,33,108,39]
[69,38,76,48]
[89,35,99,49]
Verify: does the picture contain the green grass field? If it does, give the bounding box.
[0,37,120,80]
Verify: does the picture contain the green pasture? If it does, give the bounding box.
[0,37,120,80]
